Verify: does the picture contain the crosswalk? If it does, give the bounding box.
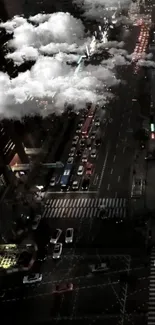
[42,198,127,219]
[148,248,155,325]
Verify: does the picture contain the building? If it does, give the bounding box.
[0,243,37,274]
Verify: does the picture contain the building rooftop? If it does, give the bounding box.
[0,243,37,273]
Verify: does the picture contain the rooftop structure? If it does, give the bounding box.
[0,243,37,274]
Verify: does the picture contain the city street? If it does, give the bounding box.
[0,2,152,325]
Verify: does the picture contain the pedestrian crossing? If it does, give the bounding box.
[148,248,155,325]
[42,198,127,219]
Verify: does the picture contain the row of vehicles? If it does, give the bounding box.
[23,262,108,284]
[60,103,101,191]
[50,228,74,259]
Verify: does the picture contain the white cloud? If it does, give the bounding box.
[1,12,85,51]
[137,59,155,68]
[29,13,51,24]
[0,12,130,119]
[0,16,26,33]
[5,46,39,65]
[0,54,120,119]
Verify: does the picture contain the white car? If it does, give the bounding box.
[65,228,74,244]
[32,215,41,230]
[77,165,84,175]
[53,243,62,259]
[72,180,79,190]
[50,228,62,244]
[50,177,56,187]
[91,149,97,158]
[23,273,42,284]
[67,157,74,164]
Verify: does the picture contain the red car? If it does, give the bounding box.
[86,163,93,175]
[53,283,73,294]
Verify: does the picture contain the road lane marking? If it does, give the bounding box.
[93,174,99,186]
[118,131,120,136]
[128,117,130,123]
[123,147,126,153]
[118,176,121,182]
[124,137,127,142]
[107,184,110,191]
[116,143,118,148]
[98,147,109,190]
[110,168,113,175]
[113,155,116,162]
[121,122,123,127]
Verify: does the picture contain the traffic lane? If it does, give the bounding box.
[74,283,120,317]
[99,143,120,195]
[107,147,134,196]
[2,261,148,303]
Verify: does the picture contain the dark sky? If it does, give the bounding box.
[0,0,78,20]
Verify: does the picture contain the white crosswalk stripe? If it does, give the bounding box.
[43,198,127,219]
[148,248,155,325]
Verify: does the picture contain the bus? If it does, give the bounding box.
[88,104,97,117]
[60,163,73,189]
[81,116,93,138]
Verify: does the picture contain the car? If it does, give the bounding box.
[72,180,79,190]
[50,228,62,244]
[50,177,56,187]
[65,228,74,243]
[76,126,81,133]
[53,243,62,259]
[23,273,42,284]
[78,118,84,127]
[69,147,76,157]
[82,149,89,162]
[32,214,41,230]
[90,130,96,139]
[53,283,73,293]
[67,157,74,164]
[86,163,93,175]
[72,136,79,146]
[79,139,85,147]
[95,137,101,147]
[77,165,84,175]
[90,148,97,158]
[90,263,109,273]
[82,178,90,190]
[76,149,82,157]
[94,118,100,126]
[86,139,91,150]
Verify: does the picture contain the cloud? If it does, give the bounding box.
[0,55,120,119]
[5,46,39,65]
[137,59,155,68]
[0,12,129,119]
[0,12,85,51]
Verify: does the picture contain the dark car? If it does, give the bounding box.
[82,178,90,190]
[95,137,101,146]
[76,149,82,157]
